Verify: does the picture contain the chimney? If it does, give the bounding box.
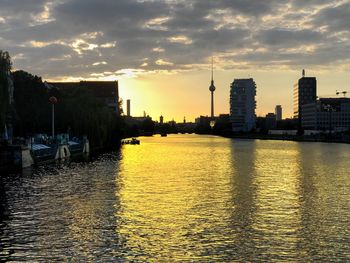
[127,99,131,116]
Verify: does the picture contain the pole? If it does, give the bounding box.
[211,91,214,118]
[52,103,55,138]
[329,108,332,136]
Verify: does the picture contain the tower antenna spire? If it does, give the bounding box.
[211,56,214,81]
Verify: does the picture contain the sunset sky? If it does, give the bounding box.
[1,0,350,122]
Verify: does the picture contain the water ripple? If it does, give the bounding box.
[1,135,350,261]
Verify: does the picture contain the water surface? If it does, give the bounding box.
[1,134,350,261]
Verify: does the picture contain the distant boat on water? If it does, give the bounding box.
[122,138,140,145]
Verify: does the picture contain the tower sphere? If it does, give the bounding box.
[209,81,216,92]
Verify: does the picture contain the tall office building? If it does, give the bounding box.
[275,105,282,121]
[293,70,317,127]
[230,78,257,132]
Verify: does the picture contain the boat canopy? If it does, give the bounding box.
[31,144,51,151]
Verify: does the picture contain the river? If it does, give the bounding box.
[1,134,350,261]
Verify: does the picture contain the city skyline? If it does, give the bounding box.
[1,0,350,121]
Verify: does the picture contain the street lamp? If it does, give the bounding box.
[210,120,216,129]
[49,96,58,138]
[324,104,335,135]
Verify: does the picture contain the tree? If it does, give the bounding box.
[0,50,12,133]
[54,87,121,150]
[12,70,51,136]
[9,67,123,150]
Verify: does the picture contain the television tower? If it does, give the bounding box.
[209,57,216,118]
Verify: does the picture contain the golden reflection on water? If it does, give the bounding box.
[118,135,234,261]
[251,141,302,260]
[119,137,298,260]
[1,135,350,262]
[116,135,350,261]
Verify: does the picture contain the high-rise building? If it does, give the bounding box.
[275,105,282,121]
[293,70,317,128]
[230,78,257,132]
[209,58,216,118]
[126,99,131,116]
[160,115,164,124]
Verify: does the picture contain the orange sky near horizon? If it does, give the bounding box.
[117,68,350,123]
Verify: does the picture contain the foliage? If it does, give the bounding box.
[141,118,155,133]
[0,51,12,130]
[12,70,51,135]
[121,116,156,137]
[55,87,121,150]
[12,70,122,150]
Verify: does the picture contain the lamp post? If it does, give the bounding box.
[324,104,335,136]
[209,119,216,134]
[49,96,58,139]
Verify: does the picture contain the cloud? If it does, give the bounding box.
[255,29,324,47]
[155,59,174,66]
[168,36,193,45]
[312,1,350,32]
[0,0,349,79]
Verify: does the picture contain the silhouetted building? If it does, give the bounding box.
[195,116,212,126]
[160,115,164,124]
[126,99,131,116]
[49,81,119,115]
[177,122,196,133]
[301,97,350,131]
[209,58,216,118]
[265,113,277,129]
[168,119,176,127]
[275,105,282,121]
[293,70,317,128]
[217,114,230,123]
[230,78,256,132]
[127,116,152,123]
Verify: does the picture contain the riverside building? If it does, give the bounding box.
[293,70,317,128]
[230,78,257,132]
[301,97,350,131]
[49,81,120,115]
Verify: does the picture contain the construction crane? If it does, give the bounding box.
[336,90,348,97]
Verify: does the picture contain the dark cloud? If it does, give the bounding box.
[228,40,350,68]
[0,0,349,79]
[312,1,350,32]
[192,0,288,16]
[0,0,48,15]
[291,0,331,9]
[255,29,323,47]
